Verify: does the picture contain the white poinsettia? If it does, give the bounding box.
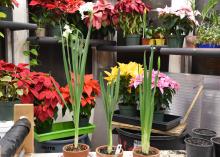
[79,2,94,20]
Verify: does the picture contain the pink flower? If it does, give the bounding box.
[130,74,143,88]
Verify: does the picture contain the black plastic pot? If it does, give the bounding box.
[211,137,220,157]
[0,118,31,157]
[116,128,187,151]
[118,103,138,117]
[79,117,89,127]
[35,134,91,153]
[0,100,19,121]
[192,128,216,140]
[185,137,213,157]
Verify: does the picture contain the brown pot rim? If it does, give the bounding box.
[96,145,124,156]
[63,143,90,153]
[132,146,160,157]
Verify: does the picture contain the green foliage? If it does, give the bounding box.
[154,27,165,39]
[0,0,16,8]
[23,48,39,66]
[0,11,6,38]
[119,12,143,37]
[100,71,120,154]
[139,48,160,154]
[201,0,220,23]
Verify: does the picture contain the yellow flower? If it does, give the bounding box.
[104,62,143,84]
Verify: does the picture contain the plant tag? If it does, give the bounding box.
[115,144,122,154]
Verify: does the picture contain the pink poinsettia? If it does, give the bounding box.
[83,0,114,30]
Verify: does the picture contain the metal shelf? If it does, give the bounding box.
[0,21,37,30]
[27,37,116,46]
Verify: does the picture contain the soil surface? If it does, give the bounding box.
[99,147,121,155]
[194,128,216,136]
[186,138,212,146]
[65,144,87,152]
[135,150,158,156]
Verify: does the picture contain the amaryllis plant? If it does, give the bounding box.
[60,74,100,119]
[0,0,19,8]
[29,0,84,14]
[18,71,62,133]
[0,60,28,101]
[130,70,180,111]
[113,0,150,37]
[157,6,200,36]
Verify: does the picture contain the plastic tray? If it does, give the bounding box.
[34,121,95,142]
[112,110,181,131]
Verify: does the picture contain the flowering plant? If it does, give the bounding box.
[81,0,115,38]
[105,62,143,105]
[0,0,19,8]
[60,74,100,118]
[113,0,150,37]
[29,0,84,14]
[157,6,200,36]
[0,60,28,101]
[18,71,62,125]
[130,70,180,111]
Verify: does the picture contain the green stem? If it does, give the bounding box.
[107,124,113,154]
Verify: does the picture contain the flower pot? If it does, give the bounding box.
[35,134,91,153]
[96,145,123,157]
[211,137,220,157]
[153,111,165,122]
[149,39,155,45]
[35,27,46,37]
[166,35,185,48]
[155,39,165,46]
[63,143,89,157]
[185,35,197,48]
[118,103,138,117]
[35,118,53,134]
[185,137,213,157]
[0,6,12,21]
[79,117,90,127]
[196,43,217,48]
[132,146,160,157]
[142,38,150,45]
[126,34,141,45]
[48,25,61,37]
[192,128,216,140]
[0,100,19,121]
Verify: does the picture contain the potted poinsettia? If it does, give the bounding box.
[81,0,115,39]
[156,5,200,48]
[18,71,62,134]
[132,48,160,157]
[130,70,180,121]
[105,62,143,117]
[60,74,100,127]
[0,60,28,121]
[96,71,123,157]
[113,0,150,45]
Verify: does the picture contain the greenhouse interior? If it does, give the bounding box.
[0,0,220,156]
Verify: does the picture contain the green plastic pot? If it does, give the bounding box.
[118,103,138,117]
[126,34,141,45]
[0,100,19,121]
[166,35,185,48]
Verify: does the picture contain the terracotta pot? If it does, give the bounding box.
[133,146,160,157]
[142,38,150,45]
[155,39,165,46]
[63,143,89,157]
[35,27,46,37]
[96,145,123,157]
[185,35,197,48]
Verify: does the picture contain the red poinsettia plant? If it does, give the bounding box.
[60,74,100,119]
[29,0,84,14]
[0,60,29,101]
[18,71,62,131]
[113,0,151,37]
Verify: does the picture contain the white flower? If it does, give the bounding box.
[79,2,94,20]
[62,24,72,38]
